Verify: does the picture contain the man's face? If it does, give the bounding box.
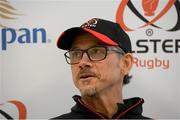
[70,32,124,96]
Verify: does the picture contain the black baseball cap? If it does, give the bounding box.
[57,18,132,53]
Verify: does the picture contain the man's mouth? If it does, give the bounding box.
[79,74,95,80]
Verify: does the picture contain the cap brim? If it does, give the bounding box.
[57,27,118,50]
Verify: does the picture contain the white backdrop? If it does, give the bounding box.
[0,0,180,119]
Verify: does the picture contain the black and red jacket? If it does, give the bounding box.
[53,95,150,119]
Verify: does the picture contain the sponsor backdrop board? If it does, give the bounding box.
[0,0,180,119]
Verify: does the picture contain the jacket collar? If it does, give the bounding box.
[72,95,144,119]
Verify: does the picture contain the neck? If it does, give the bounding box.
[81,82,123,118]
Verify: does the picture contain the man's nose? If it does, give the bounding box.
[78,52,92,68]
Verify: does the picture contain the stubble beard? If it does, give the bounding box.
[79,86,97,96]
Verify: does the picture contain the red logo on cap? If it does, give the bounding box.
[81,18,99,28]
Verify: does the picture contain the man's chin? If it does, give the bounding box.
[79,87,97,96]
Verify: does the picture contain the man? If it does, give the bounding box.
[54,18,150,119]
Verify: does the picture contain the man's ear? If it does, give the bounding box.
[120,53,133,75]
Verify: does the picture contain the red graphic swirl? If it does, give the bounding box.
[0,100,27,119]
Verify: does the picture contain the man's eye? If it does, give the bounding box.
[71,51,81,58]
[91,48,104,54]
[92,49,98,53]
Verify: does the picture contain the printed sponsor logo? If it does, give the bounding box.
[0,0,48,51]
[116,0,180,69]
[116,0,180,31]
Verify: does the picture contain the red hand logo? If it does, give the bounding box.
[142,0,159,16]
